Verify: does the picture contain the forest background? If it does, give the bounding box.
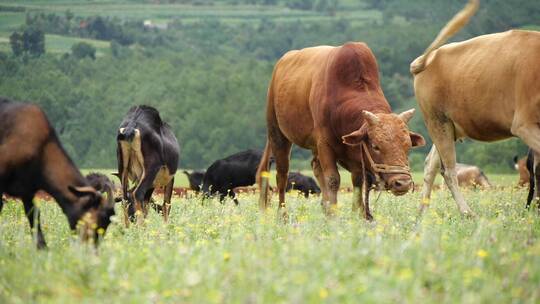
[0,0,538,171]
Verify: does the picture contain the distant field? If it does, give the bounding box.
[0,1,380,23]
[45,34,110,55]
[0,0,380,55]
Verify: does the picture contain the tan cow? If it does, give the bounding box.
[411,0,540,214]
[257,42,425,220]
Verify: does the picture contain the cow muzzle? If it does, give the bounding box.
[387,175,412,196]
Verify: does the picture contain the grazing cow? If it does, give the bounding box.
[455,163,491,188]
[513,156,530,187]
[286,172,321,198]
[202,149,264,205]
[183,170,205,192]
[0,97,115,248]
[411,0,540,213]
[256,38,425,220]
[116,105,179,223]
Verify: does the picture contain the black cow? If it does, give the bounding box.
[183,170,205,192]
[0,97,115,248]
[116,105,179,224]
[286,172,321,198]
[202,149,264,205]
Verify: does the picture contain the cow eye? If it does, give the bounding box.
[371,144,380,152]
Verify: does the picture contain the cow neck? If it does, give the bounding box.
[41,140,89,228]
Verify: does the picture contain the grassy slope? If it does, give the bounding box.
[0,178,538,302]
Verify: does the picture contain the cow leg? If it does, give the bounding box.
[363,180,373,221]
[269,139,292,218]
[420,145,441,212]
[22,197,46,249]
[311,157,327,202]
[531,152,540,210]
[146,188,159,213]
[427,120,473,216]
[318,144,340,216]
[0,193,3,213]
[228,190,240,206]
[133,167,160,224]
[351,172,366,217]
[162,178,174,222]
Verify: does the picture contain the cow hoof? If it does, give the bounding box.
[460,209,476,218]
[323,204,338,218]
[364,213,374,221]
[36,241,47,250]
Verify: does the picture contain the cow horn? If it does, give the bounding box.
[69,186,97,197]
[398,109,415,124]
[362,110,379,125]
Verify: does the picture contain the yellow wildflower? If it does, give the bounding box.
[319,287,329,299]
[476,249,488,258]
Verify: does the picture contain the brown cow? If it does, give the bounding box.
[257,42,425,220]
[0,98,115,248]
[514,156,530,187]
[411,0,540,213]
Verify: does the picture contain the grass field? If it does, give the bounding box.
[0,1,379,25]
[1,174,539,302]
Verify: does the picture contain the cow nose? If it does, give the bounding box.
[391,178,412,195]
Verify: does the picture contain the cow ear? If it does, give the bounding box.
[69,186,98,197]
[410,131,426,147]
[342,126,367,146]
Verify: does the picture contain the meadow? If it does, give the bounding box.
[1,174,539,303]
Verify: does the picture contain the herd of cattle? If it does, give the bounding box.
[1,0,539,248]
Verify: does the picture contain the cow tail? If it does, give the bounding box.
[410,0,479,75]
[256,139,272,186]
[256,139,272,210]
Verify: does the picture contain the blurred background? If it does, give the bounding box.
[0,0,538,171]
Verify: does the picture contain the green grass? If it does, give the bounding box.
[81,168,523,190]
[1,174,539,302]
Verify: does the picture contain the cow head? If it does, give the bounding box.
[342,109,425,195]
[69,186,115,245]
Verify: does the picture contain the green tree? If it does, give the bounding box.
[71,42,96,60]
[9,28,45,57]
[9,32,24,56]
